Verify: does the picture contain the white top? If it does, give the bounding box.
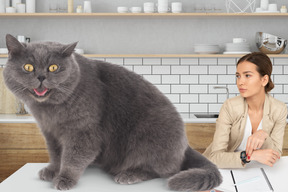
[236,115,263,152]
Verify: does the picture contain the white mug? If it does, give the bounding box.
[83,1,92,13]
[268,4,277,12]
[158,0,168,6]
[117,6,128,13]
[0,0,5,13]
[158,6,170,13]
[6,6,16,13]
[130,7,142,13]
[260,0,269,11]
[26,0,35,13]
[17,35,30,43]
[144,2,155,13]
[171,2,182,13]
[233,38,246,43]
[16,3,26,13]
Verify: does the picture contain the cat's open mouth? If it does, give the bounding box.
[33,87,50,97]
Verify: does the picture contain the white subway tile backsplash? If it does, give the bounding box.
[270,85,283,94]
[274,58,288,65]
[190,66,208,74]
[199,75,217,84]
[273,94,288,103]
[180,58,199,65]
[190,85,208,93]
[284,66,288,74]
[227,85,239,94]
[162,58,180,65]
[284,85,288,93]
[143,58,161,65]
[174,104,190,113]
[123,65,133,71]
[171,66,189,74]
[181,94,198,103]
[209,66,226,74]
[189,104,208,113]
[133,66,152,74]
[272,66,283,74]
[199,58,217,65]
[274,75,288,84]
[162,75,180,84]
[227,65,236,74]
[124,58,143,65]
[171,85,189,93]
[199,94,217,103]
[98,56,288,115]
[105,58,124,65]
[218,94,228,103]
[218,58,236,65]
[165,94,180,103]
[181,75,198,84]
[218,75,236,84]
[155,84,171,93]
[152,66,171,74]
[143,75,161,84]
[209,104,222,113]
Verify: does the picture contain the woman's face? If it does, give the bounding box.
[236,61,268,98]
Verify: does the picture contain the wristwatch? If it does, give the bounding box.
[240,151,250,164]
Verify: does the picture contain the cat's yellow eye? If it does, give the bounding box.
[24,64,34,72]
[49,64,58,72]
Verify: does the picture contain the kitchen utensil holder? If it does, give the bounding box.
[225,0,256,13]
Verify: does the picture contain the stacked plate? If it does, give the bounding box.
[223,42,251,54]
[194,44,220,54]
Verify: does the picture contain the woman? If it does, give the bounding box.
[203,52,287,168]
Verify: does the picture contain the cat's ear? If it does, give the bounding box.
[6,34,25,55]
[62,42,78,57]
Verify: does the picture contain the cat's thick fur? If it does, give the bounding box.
[4,34,222,191]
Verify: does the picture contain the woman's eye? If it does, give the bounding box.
[23,64,34,72]
[49,64,58,72]
[236,75,240,78]
[246,74,251,78]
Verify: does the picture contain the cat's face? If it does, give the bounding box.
[4,34,80,104]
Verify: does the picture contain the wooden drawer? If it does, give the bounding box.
[0,123,46,149]
[0,123,48,182]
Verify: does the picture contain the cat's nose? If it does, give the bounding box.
[37,75,46,82]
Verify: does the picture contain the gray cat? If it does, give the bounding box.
[4,34,222,191]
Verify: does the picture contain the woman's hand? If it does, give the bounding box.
[246,130,269,157]
[250,149,280,167]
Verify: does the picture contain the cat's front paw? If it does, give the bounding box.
[39,167,57,181]
[54,175,77,190]
[114,172,142,185]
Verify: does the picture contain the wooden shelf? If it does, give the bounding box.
[1,54,288,58]
[0,13,288,17]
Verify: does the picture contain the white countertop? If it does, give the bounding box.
[1,114,288,124]
[0,114,217,124]
[0,157,287,192]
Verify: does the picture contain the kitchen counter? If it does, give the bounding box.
[0,114,217,124]
[1,114,288,124]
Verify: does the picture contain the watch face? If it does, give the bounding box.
[240,151,246,159]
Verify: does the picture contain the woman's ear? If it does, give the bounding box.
[262,74,269,87]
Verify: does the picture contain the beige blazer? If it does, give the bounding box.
[203,94,287,168]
